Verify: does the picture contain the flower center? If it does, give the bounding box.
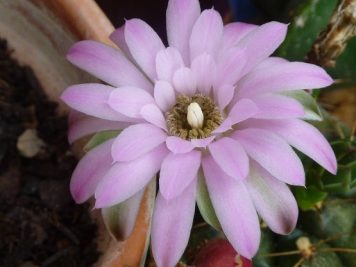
[166,94,223,140]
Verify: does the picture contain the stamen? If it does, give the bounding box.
[166,94,223,140]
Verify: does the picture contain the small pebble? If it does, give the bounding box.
[17,129,45,158]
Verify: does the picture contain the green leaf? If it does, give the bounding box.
[281,90,323,121]
[327,37,356,81]
[196,171,221,230]
[277,0,338,61]
[294,186,328,210]
[84,130,120,152]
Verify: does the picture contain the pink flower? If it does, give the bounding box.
[61,0,337,266]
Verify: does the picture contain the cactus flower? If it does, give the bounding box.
[61,0,337,266]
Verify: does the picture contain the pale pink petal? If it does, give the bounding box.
[154,80,176,112]
[190,9,223,60]
[221,22,258,51]
[232,128,305,186]
[191,136,216,147]
[251,94,305,119]
[166,136,194,154]
[111,123,167,162]
[166,0,201,64]
[191,53,216,95]
[215,47,246,87]
[241,119,337,174]
[212,118,232,134]
[67,41,152,92]
[95,144,168,208]
[202,155,260,259]
[61,84,131,121]
[108,86,154,118]
[236,22,288,74]
[173,67,197,95]
[140,104,167,131]
[209,137,249,180]
[228,99,259,124]
[237,62,333,98]
[109,25,133,60]
[216,84,235,110]
[125,19,165,80]
[68,115,130,143]
[246,162,298,234]
[156,47,185,82]
[159,151,201,199]
[253,57,288,71]
[70,139,114,203]
[152,180,196,267]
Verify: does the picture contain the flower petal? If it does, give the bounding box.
[190,9,223,60]
[67,41,152,92]
[159,151,201,199]
[166,0,201,64]
[101,188,144,241]
[166,136,195,154]
[237,62,333,98]
[202,155,260,259]
[209,137,249,180]
[61,84,130,121]
[70,139,114,203]
[125,19,165,80]
[221,22,258,51]
[68,115,130,143]
[156,47,185,82]
[236,22,288,74]
[95,144,168,208]
[173,67,197,95]
[232,128,305,186]
[191,53,216,95]
[251,94,305,119]
[212,118,232,134]
[154,80,176,112]
[151,179,196,267]
[112,123,167,162]
[108,86,154,118]
[241,119,337,174]
[215,84,235,110]
[253,57,288,71]
[191,136,215,148]
[215,47,246,87]
[228,99,259,124]
[140,104,167,131]
[245,162,298,234]
[109,25,133,59]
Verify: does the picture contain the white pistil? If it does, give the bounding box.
[187,102,204,129]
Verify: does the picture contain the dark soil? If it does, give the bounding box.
[0,39,99,266]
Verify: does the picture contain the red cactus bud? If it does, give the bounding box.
[193,239,252,267]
